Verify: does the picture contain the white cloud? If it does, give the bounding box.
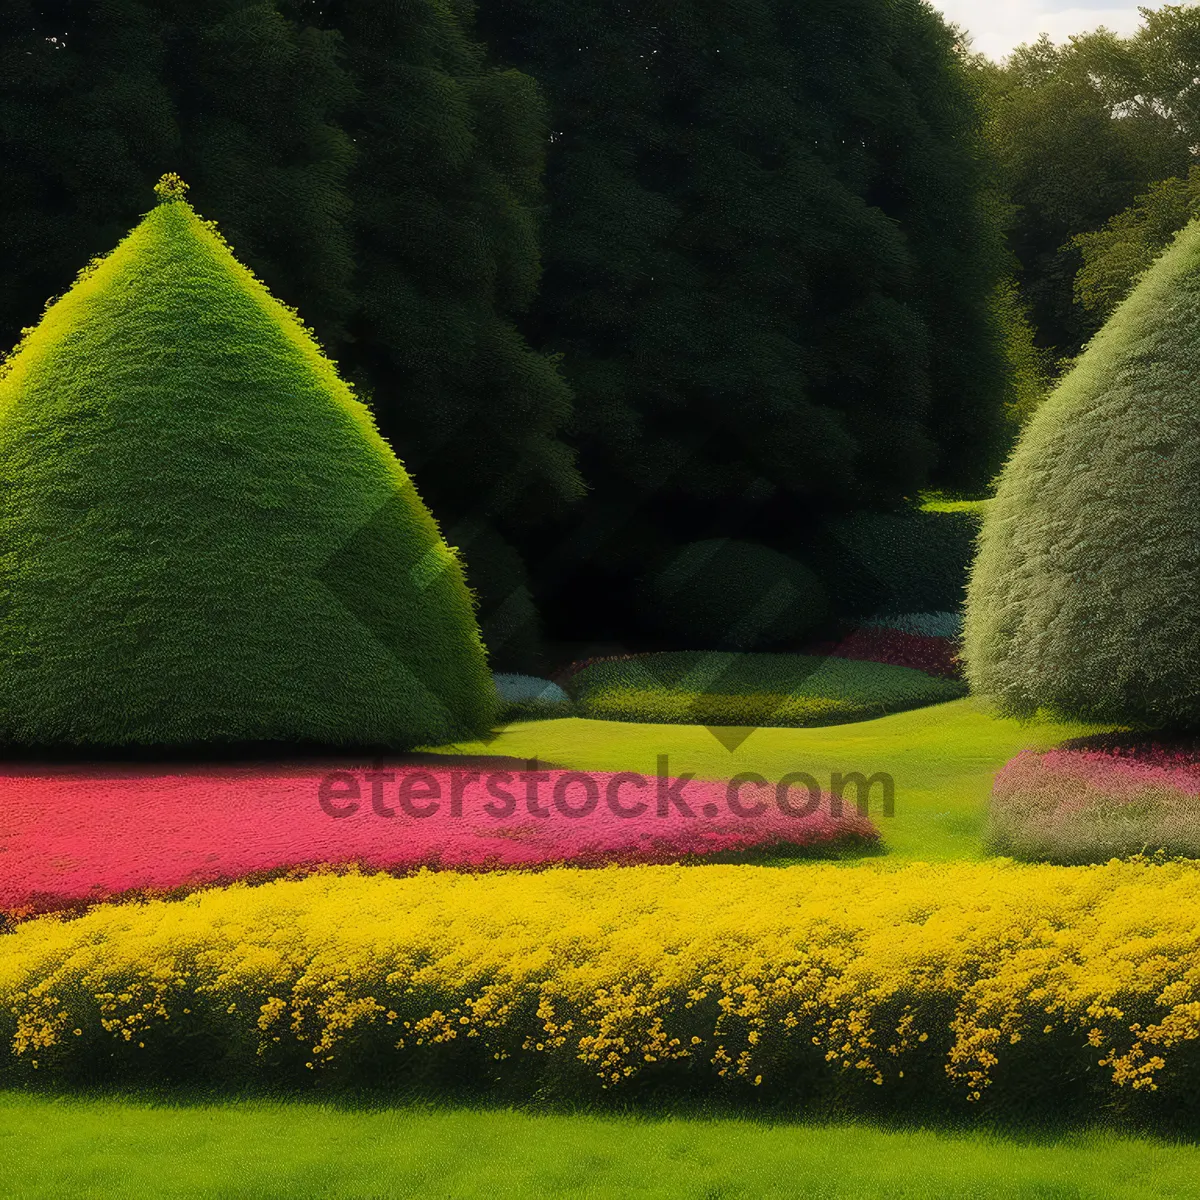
[930,0,1147,60]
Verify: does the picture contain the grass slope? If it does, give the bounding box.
[0,183,494,748]
[1,1093,1196,1199]
[919,494,991,516]
[443,698,1111,859]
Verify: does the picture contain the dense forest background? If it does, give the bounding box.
[3,0,1196,667]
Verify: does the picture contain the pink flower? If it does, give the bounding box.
[0,762,876,917]
[989,743,1200,863]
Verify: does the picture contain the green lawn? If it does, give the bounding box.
[918,493,992,516]
[1,1092,1197,1199]
[444,697,1110,859]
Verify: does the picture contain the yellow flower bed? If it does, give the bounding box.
[3,860,1200,1104]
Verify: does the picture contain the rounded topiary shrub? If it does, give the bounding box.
[638,539,827,651]
[0,176,496,748]
[813,507,981,618]
[964,215,1200,726]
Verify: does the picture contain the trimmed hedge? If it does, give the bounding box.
[567,652,965,727]
[0,177,495,748]
[638,540,827,651]
[814,508,981,618]
[6,862,1200,1119]
[965,215,1200,726]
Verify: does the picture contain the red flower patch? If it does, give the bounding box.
[807,627,961,678]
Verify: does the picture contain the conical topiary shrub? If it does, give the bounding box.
[964,215,1200,727]
[0,175,496,748]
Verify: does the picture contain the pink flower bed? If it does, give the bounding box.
[989,742,1200,863]
[806,627,961,679]
[0,761,876,917]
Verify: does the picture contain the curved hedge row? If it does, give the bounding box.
[5,861,1200,1116]
[568,652,965,727]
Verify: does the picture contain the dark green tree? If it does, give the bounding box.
[0,0,356,349]
[298,0,583,669]
[977,24,1193,363]
[1072,167,1200,320]
[474,0,1011,634]
[993,276,1052,426]
[875,8,1014,490]
[1064,4,1200,326]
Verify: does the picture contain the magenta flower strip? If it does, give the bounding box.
[0,763,877,916]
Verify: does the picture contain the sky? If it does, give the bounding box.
[930,0,1147,61]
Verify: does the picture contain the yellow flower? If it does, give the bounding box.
[1,860,1199,1103]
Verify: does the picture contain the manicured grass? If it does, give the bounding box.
[446,697,1111,859]
[918,495,992,516]
[568,651,966,728]
[0,1092,1196,1198]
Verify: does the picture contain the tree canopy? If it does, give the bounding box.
[976,14,1198,363]
[1073,166,1200,321]
[474,0,1011,637]
[2,0,1022,654]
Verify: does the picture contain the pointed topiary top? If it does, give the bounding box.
[0,175,495,748]
[964,214,1200,728]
